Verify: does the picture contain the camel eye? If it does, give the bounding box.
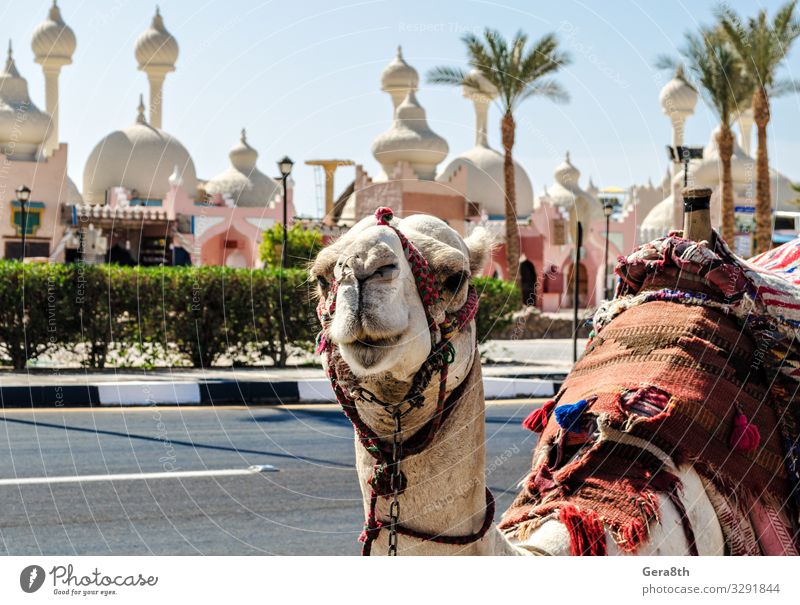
[443,271,468,294]
[316,275,329,292]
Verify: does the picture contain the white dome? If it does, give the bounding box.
[640,194,673,239]
[462,68,498,102]
[543,152,604,223]
[438,145,533,217]
[83,97,196,204]
[381,46,418,101]
[0,43,51,160]
[66,176,82,205]
[659,65,698,117]
[371,91,448,180]
[695,126,755,184]
[31,1,76,64]
[204,129,281,208]
[135,7,178,71]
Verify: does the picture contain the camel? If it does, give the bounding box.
[310,207,794,556]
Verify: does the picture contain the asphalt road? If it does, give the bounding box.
[0,402,542,555]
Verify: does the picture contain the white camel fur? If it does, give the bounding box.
[311,212,724,555]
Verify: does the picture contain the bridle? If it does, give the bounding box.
[315,207,494,555]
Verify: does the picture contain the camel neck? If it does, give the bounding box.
[353,351,493,555]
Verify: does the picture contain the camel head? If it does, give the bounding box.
[311,211,492,430]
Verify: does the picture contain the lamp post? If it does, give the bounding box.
[16,185,31,260]
[572,221,582,363]
[600,197,614,301]
[277,156,294,269]
[666,145,704,188]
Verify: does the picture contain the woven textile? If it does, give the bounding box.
[501,232,800,555]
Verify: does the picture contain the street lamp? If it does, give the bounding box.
[600,197,615,301]
[666,145,704,188]
[277,156,294,269]
[16,185,31,260]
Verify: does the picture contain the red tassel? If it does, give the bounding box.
[559,504,607,556]
[522,399,556,433]
[730,411,760,453]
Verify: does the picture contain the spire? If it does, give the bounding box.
[136,94,147,124]
[4,40,18,76]
[241,127,247,143]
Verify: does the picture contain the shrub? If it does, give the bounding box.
[259,223,323,269]
[472,276,520,342]
[0,261,318,369]
[0,264,516,369]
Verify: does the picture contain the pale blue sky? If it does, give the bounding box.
[3,0,799,215]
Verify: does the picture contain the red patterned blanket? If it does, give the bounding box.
[500,234,800,555]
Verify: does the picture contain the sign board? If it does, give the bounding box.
[734,205,755,257]
[551,218,566,246]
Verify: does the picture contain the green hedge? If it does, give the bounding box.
[472,276,520,342]
[0,262,316,369]
[0,262,517,369]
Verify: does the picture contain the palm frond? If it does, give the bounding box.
[426,65,469,87]
[769,77,800,96]
[429,27,570,112]
[654,54,679,71]
[519,78,570,104]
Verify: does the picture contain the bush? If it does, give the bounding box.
[0,262,318,369]
[0,262,74,369]
[472,277,520,342]
[259,223,323,269]
[0,264,517,369]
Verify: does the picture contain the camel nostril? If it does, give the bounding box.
[365,263,399,282]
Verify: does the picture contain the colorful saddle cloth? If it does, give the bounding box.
[500,234,800,555]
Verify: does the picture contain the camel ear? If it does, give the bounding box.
[464,227,494,275]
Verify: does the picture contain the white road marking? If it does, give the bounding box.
[0,466,278,486]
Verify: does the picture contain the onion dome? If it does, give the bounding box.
[204,129,280,207]
[543,152,604,223]
[83,95,196,204]
[371,91,449,180]
[659,65,698,118]
[0,41,51,160]
[461,68,498,102]
[31,1,76,65]
[135,6,178,71]
[553,152,580,188]
[380,46,419,108]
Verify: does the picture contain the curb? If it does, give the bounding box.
[0,377,562,408]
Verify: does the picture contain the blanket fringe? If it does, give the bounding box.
[559,504,607,556]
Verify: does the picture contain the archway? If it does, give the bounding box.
[519,259,537,306]
[565,261,588,307]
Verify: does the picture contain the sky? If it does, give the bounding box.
[3,0,799,216]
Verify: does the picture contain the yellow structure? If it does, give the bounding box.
[305,159,353,223]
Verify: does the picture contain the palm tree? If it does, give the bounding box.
[717,1,800,254]
[427,29,571,284]
[664,29,754,243]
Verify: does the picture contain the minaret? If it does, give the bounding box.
[135,6,178,129]
[659,65,698,230]
[737,107,754,156]
[380,46,419,110]
[461,68,497,147]
[31,1,76,157]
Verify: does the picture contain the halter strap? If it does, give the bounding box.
[316,207,488,555]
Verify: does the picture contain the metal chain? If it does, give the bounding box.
[388,408,402,556]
